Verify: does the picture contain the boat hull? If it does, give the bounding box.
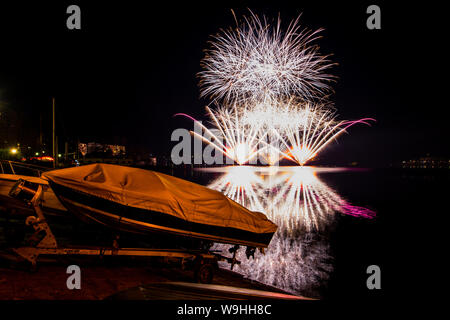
[49,181,275,248]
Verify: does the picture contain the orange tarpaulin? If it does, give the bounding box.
[42,164,277,241]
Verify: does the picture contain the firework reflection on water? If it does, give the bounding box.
[201,166,375,297]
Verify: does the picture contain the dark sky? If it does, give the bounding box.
[0,1,446,167]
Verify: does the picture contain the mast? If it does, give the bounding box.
[52,97,56,168]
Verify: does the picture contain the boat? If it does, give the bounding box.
[0,173,67,216]
[42,164,277,248]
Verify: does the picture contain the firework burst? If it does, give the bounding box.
[198,10,335,104]
[176,10,374,166]
[176,102,270,165]
[177,99,374,166]
[271,100,376,165]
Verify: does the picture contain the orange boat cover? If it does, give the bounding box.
[42,164,277,235]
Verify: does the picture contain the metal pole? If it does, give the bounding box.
[9,161,15,175]
[39,112,43,147]
[52,98,55,168]
[55,136,59,167]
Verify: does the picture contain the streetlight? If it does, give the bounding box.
[10,148,18,155]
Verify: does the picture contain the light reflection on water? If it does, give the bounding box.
[197,166,376,297]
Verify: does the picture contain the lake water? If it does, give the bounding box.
[172,166,376,298]
[177,165,448,299]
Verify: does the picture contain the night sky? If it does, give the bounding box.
[0,1,446,167]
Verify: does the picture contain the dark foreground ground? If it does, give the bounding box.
[0,255,303,300]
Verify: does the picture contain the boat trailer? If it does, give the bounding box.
[2,179,243,283]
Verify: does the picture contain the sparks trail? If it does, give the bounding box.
[175,100,375,166]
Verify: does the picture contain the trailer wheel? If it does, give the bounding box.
[195,263,214,284]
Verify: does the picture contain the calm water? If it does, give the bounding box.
[177,166,448,299]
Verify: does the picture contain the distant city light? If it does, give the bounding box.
[35,152,39,156]
[58,154,62,158]
[10,148,18,154]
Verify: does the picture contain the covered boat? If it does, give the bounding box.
[42,164,277,248]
